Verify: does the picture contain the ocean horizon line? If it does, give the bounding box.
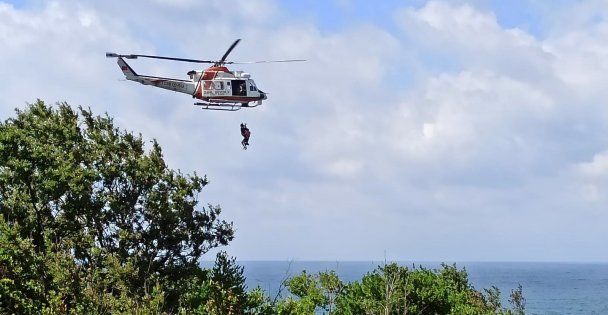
[201,259,608,264]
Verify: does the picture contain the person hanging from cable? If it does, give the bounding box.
[240,123,251,150]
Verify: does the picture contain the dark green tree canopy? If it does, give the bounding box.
[0,100,234,307]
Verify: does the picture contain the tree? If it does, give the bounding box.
[279,270,327,314]
[188,251,248,314]
[0,100,234,312]
[333,263,517,315]
[182,251,277,315]
[508,284,525,315]
[0,216,45,313]
[335,263,410,315]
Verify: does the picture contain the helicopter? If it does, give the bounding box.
[106,39,304,111]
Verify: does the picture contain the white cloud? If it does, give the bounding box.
[301,67,558,186]
[405,1,498,34]
[581,184,600,201]
[578,151,608,178]
[574,151,608,202]
[398,1,555,86]
[544,24,608,99]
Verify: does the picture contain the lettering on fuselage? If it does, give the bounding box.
[203,90,230,96]
[202,80,229,96]
[157,81,186,89]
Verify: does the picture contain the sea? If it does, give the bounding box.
[229,261,608,315]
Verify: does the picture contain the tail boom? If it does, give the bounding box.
[116,57,196,95]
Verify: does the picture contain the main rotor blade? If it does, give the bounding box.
[218,39,241,65]
[225,59,307,64]
[126,54,216,64]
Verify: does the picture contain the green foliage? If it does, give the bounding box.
[275,263,525,315]
[181,251,277,315]
[508,284,526,315]
[0,217,44,314]
[484,285,503,312]
[267,269,345,314]
[334,263,411,315]
[0,100,234,313]
[187,251,248,314]
[245,286,276,315]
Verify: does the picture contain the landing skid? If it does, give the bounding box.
[194,100,262,111]
[194,102,242,111]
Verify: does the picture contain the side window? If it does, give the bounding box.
[231,80,247,96]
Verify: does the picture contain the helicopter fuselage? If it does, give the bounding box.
[107,38,303,111]
[116,57,266,108]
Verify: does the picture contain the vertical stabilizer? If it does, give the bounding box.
[117,57,138,79]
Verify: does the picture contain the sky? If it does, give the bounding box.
[1,0,608,262]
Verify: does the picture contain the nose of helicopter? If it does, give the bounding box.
[259,90,267,100]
